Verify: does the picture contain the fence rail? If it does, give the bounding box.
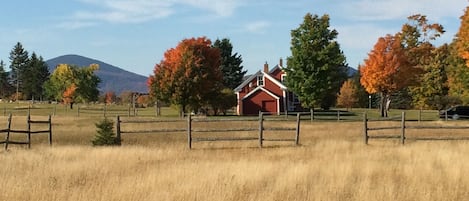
[363,112,469,145]
[116,112,302,149]
[0,113,52,150]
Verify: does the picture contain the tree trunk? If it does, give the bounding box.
[70,102,74,109]
[380,92,391,117]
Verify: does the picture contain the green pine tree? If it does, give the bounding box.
[285,13,347,110]
[23,52,50,100]
[92,118,119,146]
[9,42,29,100]
[212,38,246,89]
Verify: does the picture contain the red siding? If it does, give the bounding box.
[242,90,277,115]
[270,67,284,81]
[264,78,282,97]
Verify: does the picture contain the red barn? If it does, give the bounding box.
[234,59,303,115]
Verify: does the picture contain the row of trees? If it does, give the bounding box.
[336,7,469,117]
[148,38,245,116]
[0,42,50,101]
[147,9,468,117]
[0,42,101,107]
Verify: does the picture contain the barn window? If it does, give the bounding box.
[281,74,286,83]
[257,75,264,86]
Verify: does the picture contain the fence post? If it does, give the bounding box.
[48,115,52,146]
[116,116,121,145]
[337,110,340,121]
[363,112,368,145]
[77,107,80,117]
[27,113,31,149]
[4,113,12,150]
[259,112,263,148]
[187,113,192,149]
[53,105,57,116]
[310,108,314,122]
[418,109,422,123]
[445,110,448,121]
[295,113,300,145]
[401,112,406,145]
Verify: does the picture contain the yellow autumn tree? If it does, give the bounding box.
[336,79,357,110]
[456,6,469,67]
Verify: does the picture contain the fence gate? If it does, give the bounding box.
[0,113,52,150]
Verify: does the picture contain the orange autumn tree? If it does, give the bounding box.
[360,34,411,117]
[148,37,222,115]
[456,6,469,67]
[63,83,77,109]
[104,91,115,105]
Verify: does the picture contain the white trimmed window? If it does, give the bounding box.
[281,74,286,83]
[257,75,264,86]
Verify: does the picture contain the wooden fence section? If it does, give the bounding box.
[296,110,355,121]
[116,112,301,149]
[364,112,469,145]
[3,105,57,116]
[116,116,185,146]
[0,114,52,150]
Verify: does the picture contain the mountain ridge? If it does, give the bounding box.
[46,54,148,94]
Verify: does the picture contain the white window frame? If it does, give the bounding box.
[257,75,264,86]
[281,74,286,83]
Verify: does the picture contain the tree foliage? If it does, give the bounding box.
[397,14,446,109]
[104,91,116,105]
[212,38,246,89]
[360,35,411,117]
[456,6,469,67]
[63,83,77,108]
[92,118,119,146]
[44,64,100,106]
[9,42,29,100]
[411,45,450,109]
[447,42,469,105]
[22,52,50,100]
[148,37,223,115]
[0,60,12,98]
[336,79,357,110]
[285,13,347,110]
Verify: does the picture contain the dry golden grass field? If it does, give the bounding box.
[1,112,469,201]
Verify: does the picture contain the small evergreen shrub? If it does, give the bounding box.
[92,118,119,146]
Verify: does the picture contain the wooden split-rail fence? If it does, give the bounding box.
[0,114,52,150]
[116,112,301,149]
[363,112,469,145]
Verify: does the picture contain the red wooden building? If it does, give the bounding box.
[234,59,302,115]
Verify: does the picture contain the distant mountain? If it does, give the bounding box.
[46,54,148,94]
[347,66,358,77]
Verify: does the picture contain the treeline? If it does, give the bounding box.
[336,9,469,117]
[0,42,101,108]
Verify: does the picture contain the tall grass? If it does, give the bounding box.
[1,115,469,200]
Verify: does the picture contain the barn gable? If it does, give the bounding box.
[235,59,303,115]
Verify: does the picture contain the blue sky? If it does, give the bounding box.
[0,0,467,76]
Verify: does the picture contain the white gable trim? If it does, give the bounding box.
[242,86,280,100]
[234,70,262,92]
[261,71,287,90]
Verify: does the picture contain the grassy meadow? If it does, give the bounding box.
[0,103,468,200]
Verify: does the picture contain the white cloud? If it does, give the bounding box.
[335,23,398,49]
[72,0,242,25]
[245,21,271,34]
[339,0,467,21]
